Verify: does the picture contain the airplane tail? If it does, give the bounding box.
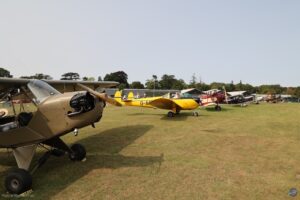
[114,90,124,105]
[223,86,229,104]
[127,91,134,100]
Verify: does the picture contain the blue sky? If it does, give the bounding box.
[0,0,299,86]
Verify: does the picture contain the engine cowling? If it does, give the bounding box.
[68,92,95,117]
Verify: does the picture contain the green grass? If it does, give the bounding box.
[0,103,300,199]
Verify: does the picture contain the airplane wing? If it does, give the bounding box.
[227,91,247,97]
[0,78,118,93]
[122,99,133,102]
[0,78,119,105]
[148,98,180,110]
[46,79,119,92]
[201,102,217,107]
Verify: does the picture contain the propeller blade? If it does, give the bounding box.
[77,83,122,107]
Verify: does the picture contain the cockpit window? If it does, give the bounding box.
[27,80,61,104]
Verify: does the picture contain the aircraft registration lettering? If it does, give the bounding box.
[140,100,150,106]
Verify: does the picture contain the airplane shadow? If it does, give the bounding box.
[0,125,164,198]
[127,112,165,117]
[204,106,231,112]
[161,110,205,121]
[128,112,202,121]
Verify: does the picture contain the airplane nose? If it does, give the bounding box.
[68,92,96,117]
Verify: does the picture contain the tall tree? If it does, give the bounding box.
[258,85,283,94]
[20,73,52,80]
[145,74,159,89]
[61,72,80,80]
[210,82,225,90]
[0,68,13,78]
[286,87,296,96]
[82,77,88,81]
[227,80,235,91]
[82,77,95,81]
[152,75,157,81]
[295,87,300,97]
[152,75,158,90]
[130,81,145,89]
[159,74,176,89]
[189,73,197,88]
[104,71,129,88]
[195,82,210,91]
[145,79,160,89]
[172,79,187,90]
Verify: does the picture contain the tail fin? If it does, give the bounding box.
[114,90,124,104]
[223,86,228,104]
[127,92,134,100]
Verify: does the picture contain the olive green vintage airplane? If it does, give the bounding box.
[114,91,200,117]
[0,78,121,194]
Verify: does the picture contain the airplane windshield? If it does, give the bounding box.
[162,92,181,99]
[27,80,61,104]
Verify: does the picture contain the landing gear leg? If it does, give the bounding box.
[5,145,37,194]
[215,105,222,111]
[43,137,86,162]
[193,111,199,117]
[4,137,87,194]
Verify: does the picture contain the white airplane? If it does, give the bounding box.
[223,87,255,106]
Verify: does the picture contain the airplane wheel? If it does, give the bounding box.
[167,111,175,118]
[5,168,32,194]
[215,105,221,111]
[193,112,199,117]
[69,144,86,161]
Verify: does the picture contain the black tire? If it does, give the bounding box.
[167,111,175,118]
[215,105,221,111]
[5,168,32,194]
[69,144,86,161]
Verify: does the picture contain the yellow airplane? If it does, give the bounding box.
[114,91,200,117]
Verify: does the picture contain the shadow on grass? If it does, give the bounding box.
[160,111,211,121]
[0,125,164,198]
[127,112,165,117]
[160,111,204,121]
[204,106,232,112]
[128,111,198,121]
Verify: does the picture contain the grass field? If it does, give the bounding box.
[0,103,300,199]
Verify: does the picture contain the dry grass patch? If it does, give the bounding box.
[0,103,299,199]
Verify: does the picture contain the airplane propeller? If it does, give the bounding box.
[77,83,122,107]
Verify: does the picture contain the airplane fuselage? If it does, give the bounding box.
[0,91,104,148]
[122,97,199,110]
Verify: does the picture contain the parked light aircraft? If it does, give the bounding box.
[0,78,121,194]
[180,88,222,111]
[114,91,199,117]
[200,89,225,111]
[223,87,255,106]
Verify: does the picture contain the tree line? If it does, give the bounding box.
[1,67,300,97]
